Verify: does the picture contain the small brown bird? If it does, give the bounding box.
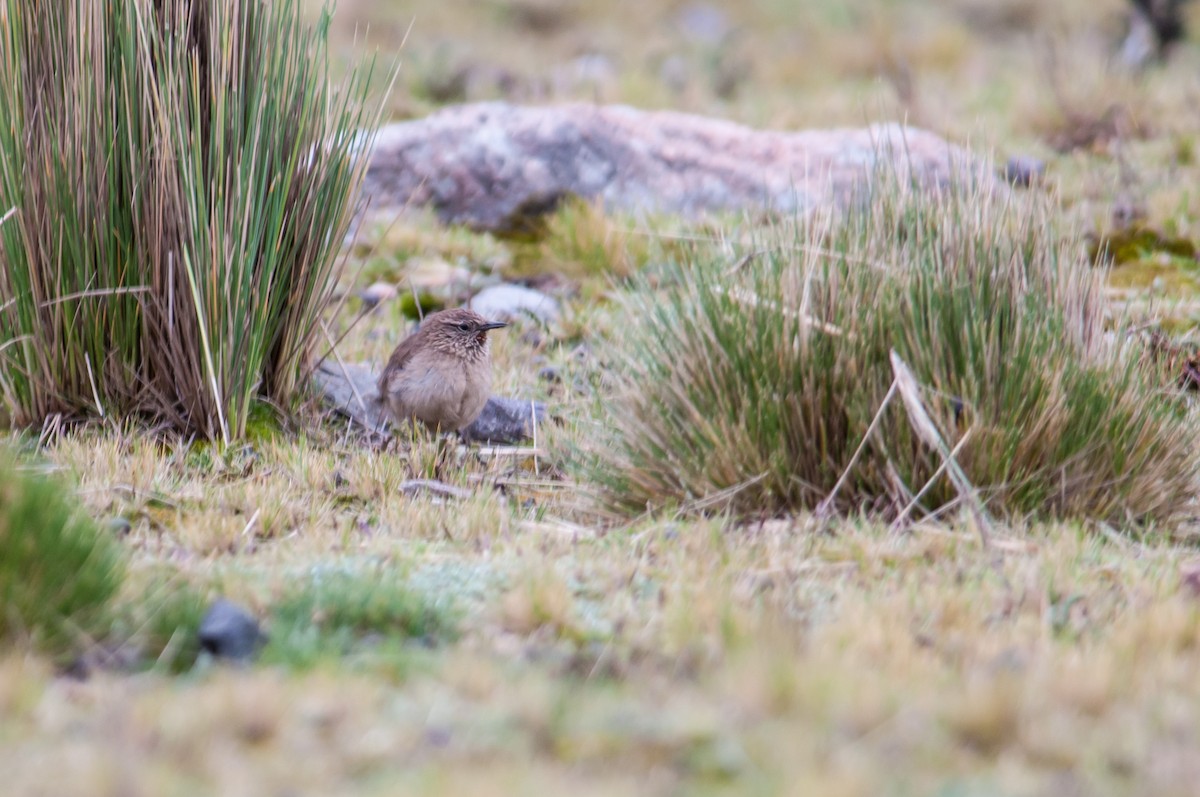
[377,307,507,433]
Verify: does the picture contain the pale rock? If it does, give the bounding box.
[469,284,560,324]
[363,102,1001,233]
[676,3,731,45]
[357,281,398,309]
[404,256,472,292]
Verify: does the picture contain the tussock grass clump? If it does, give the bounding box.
[0,452,125,657]
[577,181,1199,525]
[0,0,381,442]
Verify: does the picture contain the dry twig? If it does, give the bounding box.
[889,351,994,548]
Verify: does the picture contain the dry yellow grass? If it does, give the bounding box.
[4,496,1200,793]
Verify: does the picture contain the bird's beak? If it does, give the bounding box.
[479,321,508,331]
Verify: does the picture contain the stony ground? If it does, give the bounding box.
[6,1,1200,795]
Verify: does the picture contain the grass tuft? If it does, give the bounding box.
[0,450,125,658]
[508,198,692,293]
[572,176,1199,526]
[0,0,384,443]
[263,566,458,669]
[113,573,210,673]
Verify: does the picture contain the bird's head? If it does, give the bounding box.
[425,308,507,360]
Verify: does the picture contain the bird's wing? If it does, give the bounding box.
[378,333,423,395]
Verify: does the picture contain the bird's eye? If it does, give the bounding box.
[457,322,472,332]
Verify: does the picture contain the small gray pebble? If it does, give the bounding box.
[357,281,398,310]
[676,3,731,45]
[106,517,132,536]
[198,599,264,662]
[1003,156,1045,188]
[425,727,453,748]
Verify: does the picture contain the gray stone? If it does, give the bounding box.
[356,281,398,310]
[554,54,618,95]
[312,360,545,444]
[198,599,263,662]
[676,3,731,45]
[469,284,560,324]
[1120,7,1159,69]
[362,102,1001,233]
[1120,0,1190,69]
[106,516,132,536]
[460,396,546,445]
[313,360,390,433]
[1003,155,1045,188]
[658,54,692,94]
[399,479,473,500]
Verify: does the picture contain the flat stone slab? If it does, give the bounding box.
[363,102,997,232]
[313,360,544,445]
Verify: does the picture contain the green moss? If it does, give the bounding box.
[1090,226,1198,267]
[397,291,446,320]
[360,254,402,284]
[244,401,284,445]
[1175,135,1195,167]
[1108,259,1200,295]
